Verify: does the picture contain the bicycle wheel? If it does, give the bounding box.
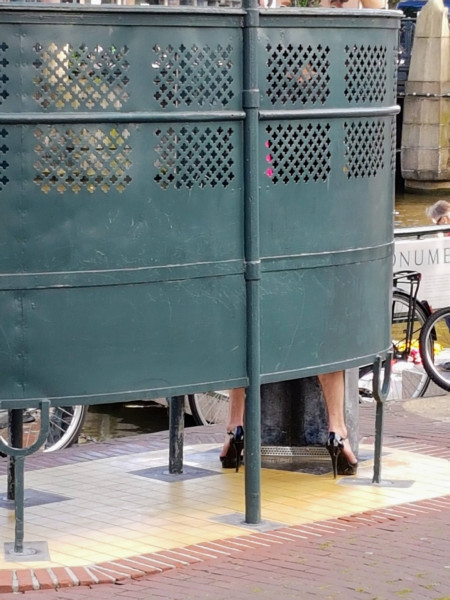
[188,391,230,426]
[419,307,450,392]
[359,291,430,401]
[0,405,88,453]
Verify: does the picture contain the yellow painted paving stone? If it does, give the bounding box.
[2,442,450,573]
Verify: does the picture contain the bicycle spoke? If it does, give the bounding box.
[420,307,450,392]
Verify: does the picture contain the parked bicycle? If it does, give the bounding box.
[0,405,87,453]
[359,269,432,401]
[0,394,224,453]
[419,306,450,392]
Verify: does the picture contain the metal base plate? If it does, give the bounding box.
[212,512,286,532]
[130,465,219,482]
[4,541,50,562]
[0,489,71,509]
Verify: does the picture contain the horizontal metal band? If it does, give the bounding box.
[261,242,393,272]
[259,106,400,120]
[0,244,392,290]
[260,9,402,29]
[260,346,392,385]
[394,225,450,239]
[0,376,249,408]
[0,259,244,291]
[0,7,245,26]
[404,92,450,99]
[0,111,246,125]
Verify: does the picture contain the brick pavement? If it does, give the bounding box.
[2,496,450,599]
[1,398,450,599]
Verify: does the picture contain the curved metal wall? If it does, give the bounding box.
[0,6,399,405]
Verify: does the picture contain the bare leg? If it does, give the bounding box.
[220,387,245,459]
[317,371,357,465]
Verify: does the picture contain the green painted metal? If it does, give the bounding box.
[0,4,400,529]
[168,396,184,474]
[0,400,50,552]
[243,0,261,524]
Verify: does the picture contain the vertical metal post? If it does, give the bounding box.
[13,455,25,554]
[372,353,392,484]
[372,401,383,484]
[0,400,50,556]
[7,410,23,501]
[168,396,184,474]
[243,0,261,524]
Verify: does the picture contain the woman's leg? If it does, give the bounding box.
[317,371,357,465]
[220,387,245,459]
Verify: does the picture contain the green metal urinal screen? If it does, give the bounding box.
[0,6,399,405]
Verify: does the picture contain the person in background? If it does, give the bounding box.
[425,200,450,371]
[221,0,385,477]
[426,200,450,230]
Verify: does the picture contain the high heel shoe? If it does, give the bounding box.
[326,432,358,479]
[220,426,244,472]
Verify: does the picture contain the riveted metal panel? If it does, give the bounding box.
[257,12,398,380]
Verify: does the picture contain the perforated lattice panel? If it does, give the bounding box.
[265,43,330,106]
[390,116,396,174]
[0,42,9,106]
[32,43,130,110]
[33,126,132,194]
[344,120,385,179]
[344,44,388,104]
[154,125,235,190]
[151,44,235,109]
[264,123,331,184]
[0,128,8,191]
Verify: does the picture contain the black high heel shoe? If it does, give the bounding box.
[220,426,244,472]
[326,432,358,479]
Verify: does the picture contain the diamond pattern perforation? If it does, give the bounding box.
[264,123,331,184]
[154,126,235,189]
[265,43,330,106]
[0,128,9,191]
[32,43,130,110]
[152,44,235,109]
[33,126,132,194]
[390,116,396,174]
[344,44,387,104]
[344,120,385,179]
[0,42,9,106]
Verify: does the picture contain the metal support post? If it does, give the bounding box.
[168,396,184,474]
[0,400,50,556]
[7,410,23,501]
[372,353,392,484]
[12,455,25,554]
[243,0,261,524]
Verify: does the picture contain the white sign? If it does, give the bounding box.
[393,236,450,310]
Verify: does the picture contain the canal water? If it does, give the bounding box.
[80,190,449,444]
[395,192,436,228]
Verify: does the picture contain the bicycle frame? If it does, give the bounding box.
[392,270,431,360]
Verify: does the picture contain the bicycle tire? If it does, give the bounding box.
[188,391,230,426]
[419,306,450,392]
[359,291,431,401]
[0,405,88,453]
